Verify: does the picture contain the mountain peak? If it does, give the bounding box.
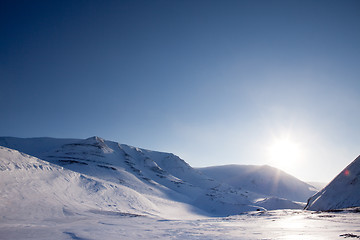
[85,136,105,143]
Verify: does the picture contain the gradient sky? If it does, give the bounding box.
[1,0,360,182]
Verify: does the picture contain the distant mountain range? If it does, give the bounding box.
[1,136,355,219]
[197,164,316,202]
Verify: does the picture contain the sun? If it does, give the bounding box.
[267,137,301,172]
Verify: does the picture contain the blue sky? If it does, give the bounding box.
[1,0,360,182]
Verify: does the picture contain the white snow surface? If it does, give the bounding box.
[1,137,360,239]
[306,155,360,211]
[2,205,360,239]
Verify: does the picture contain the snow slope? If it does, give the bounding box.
[0,146,204,220]
[306,155,360,211]
[0,137,263,217]
[198,164,317,202]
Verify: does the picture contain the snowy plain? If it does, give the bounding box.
[2,209,360,239]
[0,137,359,239]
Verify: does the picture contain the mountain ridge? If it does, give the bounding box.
[0,136,316,217]
[305,155,360,211]
[197,164,317,202]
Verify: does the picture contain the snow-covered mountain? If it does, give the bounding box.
[0,137,262,217]
[305,155,360,211]
[0,136,316,218]
[198,165,317,202]
[0,145,181,220]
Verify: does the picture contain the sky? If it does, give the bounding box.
[1,0,360,182]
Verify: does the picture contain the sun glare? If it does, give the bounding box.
[268,137,301,172]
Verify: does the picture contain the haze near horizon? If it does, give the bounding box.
[1,0,360,182]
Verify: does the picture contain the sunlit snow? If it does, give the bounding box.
[0,137,359,239]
